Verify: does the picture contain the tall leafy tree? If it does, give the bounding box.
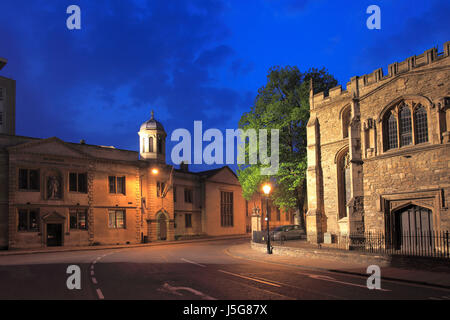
[237,66,337,224]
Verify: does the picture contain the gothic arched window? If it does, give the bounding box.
[399,105,412,147]
[387,113,398,150]
[383,100,429,151]
[342,107,351,139]
[414,105,428,144]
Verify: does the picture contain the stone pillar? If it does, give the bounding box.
[251,207,261,233]
[306,112,324,242]
[348,77,365,235]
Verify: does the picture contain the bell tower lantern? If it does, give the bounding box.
[138,110,166,163]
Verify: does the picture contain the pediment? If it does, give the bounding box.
[41,211,66,222]
[7,137,90,159]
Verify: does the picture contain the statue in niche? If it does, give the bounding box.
[47,176,61,199]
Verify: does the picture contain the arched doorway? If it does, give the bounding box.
[156,211,168,241]
[391,205,434,251]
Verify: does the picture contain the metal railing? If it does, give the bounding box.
[336,230,450,258]
[253,230,450,259]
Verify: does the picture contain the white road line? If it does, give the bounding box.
[96,288,104,300]
[181,258,206,267]
[218,269,281,287]
[90,265,94,270]
[297,271,391,292]
[162,283,216,300]
[90,270,94,276]
[91,277,97,284]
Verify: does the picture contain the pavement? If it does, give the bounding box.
[0,234,251,256]
[227,241,450,290]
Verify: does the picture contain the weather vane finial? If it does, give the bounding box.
[151,110,154,120]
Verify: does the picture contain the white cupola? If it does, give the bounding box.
[138,110,166,163]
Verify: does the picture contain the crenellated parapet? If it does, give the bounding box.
[311,41,450,109]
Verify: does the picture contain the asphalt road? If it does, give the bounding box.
[0,238,449,300]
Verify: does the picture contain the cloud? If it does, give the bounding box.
[231,59,254,76]
[0,0,252,158]
[195,45,235,67]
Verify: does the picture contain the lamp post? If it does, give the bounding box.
[151,166,174,198]
[262,183,272,254]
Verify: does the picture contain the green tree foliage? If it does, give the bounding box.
[237,66,337,211]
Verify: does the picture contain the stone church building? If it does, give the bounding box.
[306,42,450,246]
[0,58,248,249]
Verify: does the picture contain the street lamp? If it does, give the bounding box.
[262,183,272,254]
[151,166,174,198]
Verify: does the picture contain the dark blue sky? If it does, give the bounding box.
[1,0,449,171]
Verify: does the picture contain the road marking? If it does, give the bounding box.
[218,269,281,287]
[181,258,206,267]
[162,283,216,300]
[91,277,97,284]
[296,271,391,292]
[90,270,94,276]
[224,248,447,293]
[429,297,442,300]
[90,265,94,270]
[96,288,104,300]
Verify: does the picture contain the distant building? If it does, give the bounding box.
[0,59,248,249]
[306,42,450,247]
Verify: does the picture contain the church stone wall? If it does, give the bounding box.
[307,42,450,242]
[363,146,450,232]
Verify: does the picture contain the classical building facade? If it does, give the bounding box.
[0,59,247,249]
[306,42,450,246]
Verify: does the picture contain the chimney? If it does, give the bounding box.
[0,58,7,71]
[180,161,189,172]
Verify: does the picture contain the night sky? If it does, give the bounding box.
[1,0,449,172]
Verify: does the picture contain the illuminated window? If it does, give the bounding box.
[108,210,126,229]
[18,209,39,232]
[70,209,88,230]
